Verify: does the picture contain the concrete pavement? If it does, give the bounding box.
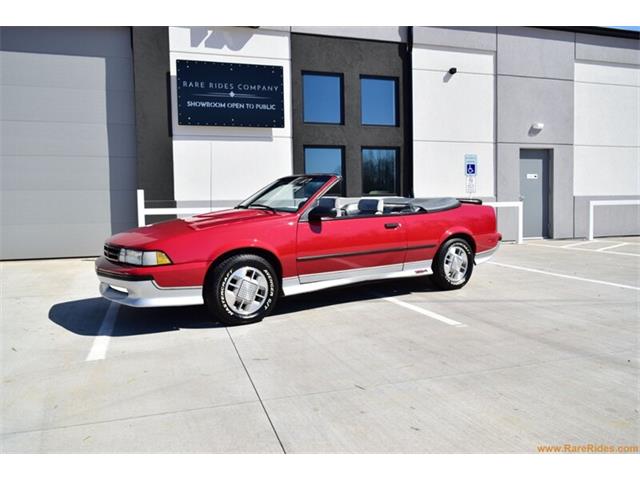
[1,238,638,452]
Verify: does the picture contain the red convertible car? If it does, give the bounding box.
[96,175,501,325]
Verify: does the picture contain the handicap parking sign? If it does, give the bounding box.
[465,154,477,176]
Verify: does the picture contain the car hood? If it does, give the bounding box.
[107,208,284,249]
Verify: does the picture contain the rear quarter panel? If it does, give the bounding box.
[404,204,498,263]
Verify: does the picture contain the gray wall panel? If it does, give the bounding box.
[549,145,574,238]
[1,121,136,157]
[413,27,497,51]
[496,143,520,241]
[0,52,134,92]
[576,33,640,66]
[497,76,574,145]
[0,86,135,125]
[497,27,574,80]
[1,224,114,259]
[0,27,133,58]
[1,156,136,192]
[2,190,114,224]
[0,27,137,259]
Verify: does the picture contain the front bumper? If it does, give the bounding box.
[98,275,204,307]
[96,257,204,307]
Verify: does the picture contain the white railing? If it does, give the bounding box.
[136,190,525,243]
[484,201,524,244]
[136,189,225,227]
[588,199,640,241]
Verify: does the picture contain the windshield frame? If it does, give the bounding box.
[236,175,340,213]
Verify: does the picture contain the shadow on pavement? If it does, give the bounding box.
[271,276,438,317]
[49,276,438,336]
[49,298,220,336]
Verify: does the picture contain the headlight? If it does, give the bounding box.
[117,249,172,266]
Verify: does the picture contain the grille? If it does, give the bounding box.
[104,244,121,262]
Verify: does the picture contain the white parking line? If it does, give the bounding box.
[561,240,599,248]
[596,242,628,252]
[488,262,640,291]
[526,242,640,258]
[85,303,119,362]
[380,296,464,326]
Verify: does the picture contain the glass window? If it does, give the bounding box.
[304,147,343,175]
[305,147,343,195]
[362,148,398,195]
[361,76,398,126]
[303,73,342,124]
[238,175,331,212]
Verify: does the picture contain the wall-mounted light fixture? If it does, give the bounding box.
[531,122,544,131]
[448,67,457,75]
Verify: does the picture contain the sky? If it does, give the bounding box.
[607,26,640,32]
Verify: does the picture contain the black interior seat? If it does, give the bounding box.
[356,198,383,215]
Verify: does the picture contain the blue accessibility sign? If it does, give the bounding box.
[464,154,477,176]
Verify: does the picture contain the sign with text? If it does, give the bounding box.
[464,154,477,176]
[176,60,284,128]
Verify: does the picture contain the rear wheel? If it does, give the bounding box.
[431,238,474,290]
[204,254,279,325]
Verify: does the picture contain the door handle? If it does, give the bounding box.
[384,222,400,229]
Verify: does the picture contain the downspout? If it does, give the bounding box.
[406,26,414,198]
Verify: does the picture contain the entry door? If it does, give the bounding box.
[520,149,550,238]
[296,216,407,283]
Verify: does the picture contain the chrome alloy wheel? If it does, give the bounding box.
[443,244,469,285]
[223,266,269,316]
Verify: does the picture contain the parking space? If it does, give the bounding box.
[1,238,638,452]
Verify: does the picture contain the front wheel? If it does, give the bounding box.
[431,238,474,290]
[204,254,279,326]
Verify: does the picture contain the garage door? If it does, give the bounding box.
[1,27,137,259]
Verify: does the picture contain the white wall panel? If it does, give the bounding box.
[412,46,495,199]
[169,27,290,60]
[413,142,495,198]
[211,138,293,200]
[573,146,639,196]
[412,69,495,142]
[574,81,639,147]
[575,61,640,87]
[172,140,211,202]
[169,26,293,202]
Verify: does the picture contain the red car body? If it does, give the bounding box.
[96,175,501,311]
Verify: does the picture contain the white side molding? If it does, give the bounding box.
[282,261,433,296]
[588,199,640,241]
[484,201,523,244]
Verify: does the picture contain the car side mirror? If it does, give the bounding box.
[308,205,337,222]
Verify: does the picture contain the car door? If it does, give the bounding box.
[400,211,443,270]
[296,212,407,284]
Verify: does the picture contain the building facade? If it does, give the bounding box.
[1,26,639,259]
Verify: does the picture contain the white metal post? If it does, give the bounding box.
[588,202,595,241]
[588,199,640,241]
[485,201,524,244]
[516,202,523,245]
[137,189,146,227]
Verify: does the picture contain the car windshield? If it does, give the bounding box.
[237,175,333,212]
